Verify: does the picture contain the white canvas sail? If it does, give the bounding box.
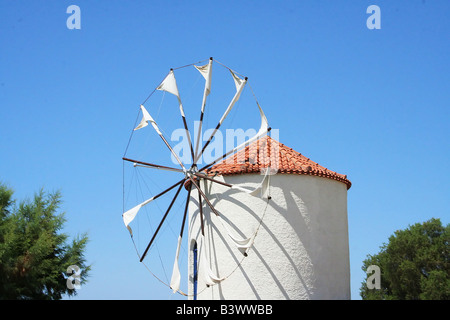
[194,59,213,161]
[199,235,224,286]
[218,70,247,126]
[157,69,180,98]
[231,167,271,198]
[170,235,182,293]
[205,101,269,170]
[133,104,186,171]
[134,104,152,131]
[217,214,256,251]
[122,196,154,235]
[194,59,212,112]
[157,69,186,117]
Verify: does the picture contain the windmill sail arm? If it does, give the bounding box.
[169,186,191,294]
[218,74,247,125]
[193,172,232,188]
[199,101,269,172]
[156,70,194,162]
[194,58,213,162]
[194,167,270,199]
[135,105,187,172]
[122,178,185,235]
[140,182,185,262]
[197,72,247,162]
[156,70,186,123]
[123,157,184,173]
[194,58,213,113]
[189,177,220,217]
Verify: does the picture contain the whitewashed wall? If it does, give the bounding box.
[187,173,350,300]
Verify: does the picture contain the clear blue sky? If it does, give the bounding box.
[1,0,449,300]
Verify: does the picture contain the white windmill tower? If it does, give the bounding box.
[186,135,352,300]
[121,58,351,300]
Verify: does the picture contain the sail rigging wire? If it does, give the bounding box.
[127,165,191,293]
[212,58,246,79]
[135,168,192,250]
[139,180,185,262]
[140,68,172,106]
[171,58,210,71]
[140,175,191,285]
[139,57,208,110]
[129,234,189,296]
[155,90,166,119]
[123,107,142,158]
[128,167,174,285]
[156,69,195,163]
[124,160,270,297]
[123,157,184,173]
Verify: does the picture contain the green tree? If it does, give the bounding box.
[0,183,91,300]
[360,218,449,300]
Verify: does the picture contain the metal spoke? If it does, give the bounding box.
[179,184,192,238]
[123,157,184,173]
[193,172,232,188]
[195,75,247,163]
[197,184,205,236]
[140,180,185,262]
[181,116,195,164]
[189,176,220,217]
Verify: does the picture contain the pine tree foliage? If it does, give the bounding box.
[0,183,90,300]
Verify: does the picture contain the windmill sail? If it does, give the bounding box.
[218,214,256,251]
[200,100,269,172]
[170,235,182,293]
[157,70,185,116]
[194,58,212,113]
[122,179,185,235]
[231,165,271,198]
[199,235,224,286]
[169,185,191,294]
[134,104,152,131]
[194,58,213,162]
[133,104,187,171]
[123,58,271,297]
[218,70,247,125]
[197,70,248,162]
[157,69,195,161]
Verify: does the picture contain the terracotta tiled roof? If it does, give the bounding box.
[206,136,351,190]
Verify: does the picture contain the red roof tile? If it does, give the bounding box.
[206,136,352,190]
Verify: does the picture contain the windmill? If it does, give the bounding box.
[122,58,352,300]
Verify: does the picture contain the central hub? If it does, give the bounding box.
[187,164,198,176]
[184,164,199,190]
